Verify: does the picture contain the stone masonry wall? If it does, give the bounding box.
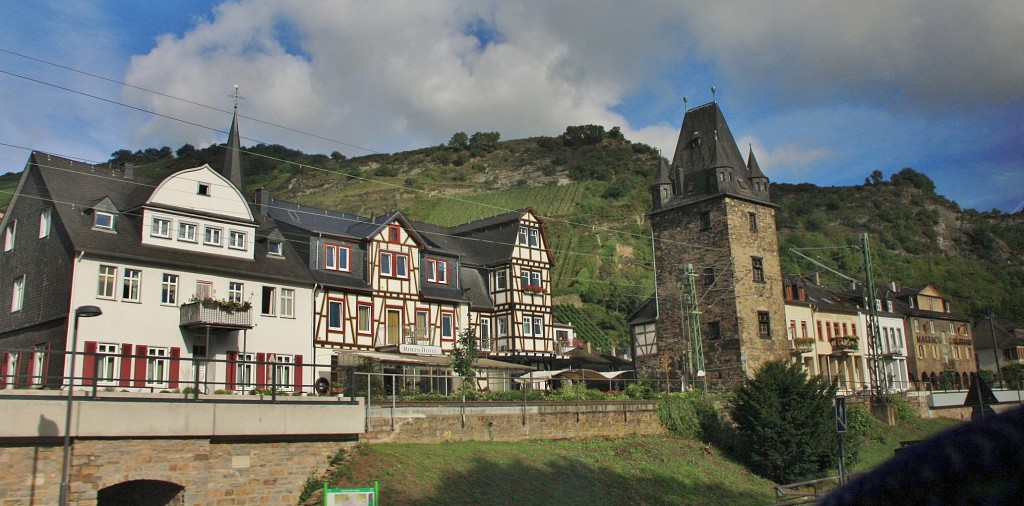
[362,401,663,444]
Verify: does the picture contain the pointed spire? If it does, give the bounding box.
[654,158,672,185]
[747,144,766,179]
[222,84,245,191]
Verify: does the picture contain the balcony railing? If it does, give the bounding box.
[179,301,253,329]
[791,337,815,354]
[478,336,493,352]
[829,335,859,353]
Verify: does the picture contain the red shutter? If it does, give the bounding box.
[226,351,237,390]
[119,344,133,387]
[40,343,52,384]
[133,345,148,387]
[82,341,98,386]
[1,352,9,389]
[294,355,303,392]
[169,347,181,389]
[256,353,266,388]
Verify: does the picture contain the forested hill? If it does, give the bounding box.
[3,127,1021,349]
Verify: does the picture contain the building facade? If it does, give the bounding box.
[893,284,977,390]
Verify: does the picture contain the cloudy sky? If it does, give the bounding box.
[1,1,1021,212]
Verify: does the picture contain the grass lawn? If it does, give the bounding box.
[310,414,962,505]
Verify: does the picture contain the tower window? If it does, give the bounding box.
[699,211,711,231]
[707,321,721,340]
[703,267,716,286]
[752,257,765,283]
[748,212,758,232]
[758,311,771,339]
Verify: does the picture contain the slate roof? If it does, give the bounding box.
[972,318,1024,351]
[28,151,313,285]
[627,296,658,325]
[782,274,859,314]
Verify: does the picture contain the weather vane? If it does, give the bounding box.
[683,96,688,111]
[230,84,244,110]
[711,85,717,103]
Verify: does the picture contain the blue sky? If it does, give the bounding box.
[1,1,1021,212]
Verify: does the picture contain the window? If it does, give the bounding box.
[11,275,25,312]
[196,280,213,300]
[357,304,372,334]
[928,321,935,334]
[178,222,197,242]
[228,282,243,303]
[122,269,141,302]
[699,211,711,231]
[842,323,848,336]
[204,227,222,246]
[913,319,920,332]
[441,312,455,341]
[851,323,857,336]
[789,320,797,339]
[801,321,808,338]
[279,289,295,318]
[380,252,392,276]
[529,228,539,247]
[495,270,507,291]
[97,343,118,383]
[160,274,178,305]
[273,355,293,390]
[197,183,210,196]
[395,254,408,278]
[261,286,276,316]
[523,315,543,338]
[426,259,449,284]
[328,300,344,331]
[146,347,168,386]
[752,257,765,283]
[228,230,247,250]
[948,322,955,334]
[236,353,255,390]
[521,269,542,291]
[708,321,721,340]
[415,310,429,336]
[325,243,350,271]
[380,252,409,278]
[518,226,540,247]
[816,321,823,341]
[151,217,171,238]
[268,241,283,256]
[479,318,491,348]
[497,316,509,337]
[748,212,758,232]
[39,209,51,238]
[3,221,14,251]
[98,265,116,298]
[757,311,771,339]
[388,224,400,243]
[703,267,716,286]
[94,212,114,230]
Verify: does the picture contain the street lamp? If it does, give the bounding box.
[59,305,102,506]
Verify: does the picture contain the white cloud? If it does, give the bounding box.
[737,136,830,179]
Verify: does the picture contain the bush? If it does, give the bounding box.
[730,360,839,483]
[658,394,702,438]
[624,382,654,400]
[890,395,916,422]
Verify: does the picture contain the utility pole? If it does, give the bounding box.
[861,233,889,403]
[683,264,706,392]
[991,314,1004,388]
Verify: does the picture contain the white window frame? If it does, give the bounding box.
[523,315,543,338]
[203,226,222,246]
[97,343,119,384]
[160,273,178,305]
[151,217,171,238]
[395,254,409,278]
[146,347,169,387]
[178,222,197,243]
[273,354,293,390]
[279,288,295,318]
[440,312,455,341]
[122,269,141,302]
[380,252,410,279]
[268,240,283,256]
[328,300,344,331]
[236,352,255,391]
[98,265,117,299]
[11,275,25,312]
[39,209,51,238]
[426,259,449,284]
[4,220,15,251]
[497,316,508,337]
[228,230,247,250]
[529,227,539,247]
[357,304,372,334]
[380,252,392,276]
[325,243,351,272]
[495,270,507,291]
[261,286,276,316]
[94,212,114,231]
[228,282,243,303]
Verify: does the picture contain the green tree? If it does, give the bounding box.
[330,150,347,162]
[448,132,469,150]
[730,360,838,483]
[890,167,935,193]
[468,132,500,154]
[450,328,479,382]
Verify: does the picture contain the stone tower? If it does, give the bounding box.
[640,102,789,390]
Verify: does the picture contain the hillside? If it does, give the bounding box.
[4,130,1022,349]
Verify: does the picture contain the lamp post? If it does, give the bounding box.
[59,305,102,506]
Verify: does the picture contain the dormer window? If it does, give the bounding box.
[197,183,211,196]
[518,226,540,247]
[203,226,222,246]
[388,224,401,243]
[426,258,449,284]
[4,220,15,251]
[151,217,171,238]
[268,241,283,256]
[94,212,114,231]
[228,230,247,250]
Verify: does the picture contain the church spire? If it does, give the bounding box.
[222,84,245,191]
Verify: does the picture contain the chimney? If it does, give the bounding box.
[810,272,821,286]
[890,281,898,292]
[121,162,134,180]
[255,188,269,217]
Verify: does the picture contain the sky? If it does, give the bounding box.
[1,1,1022,212]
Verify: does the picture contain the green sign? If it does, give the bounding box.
[324,481,378,506]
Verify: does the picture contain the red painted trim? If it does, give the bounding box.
[169,347,181,388]
[133,345,148,387]
[327,297,345,334]
[0,352,8,389]
[226,351,238,390]
[356,301,374,336]
[119,343,133,387]
[294,355,303,391]
[256,352,266,388]
[82,341,98,386]
[440,310,456,342]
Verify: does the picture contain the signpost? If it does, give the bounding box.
[835,396,848,485]
[324,481,378,506]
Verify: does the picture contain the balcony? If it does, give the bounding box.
[790,337,815,354]
[829,335,859,353]
[179,301,253,330]
[884,346,906,358]
[400,325,434,346]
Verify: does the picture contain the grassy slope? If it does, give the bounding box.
[318,416,959,505]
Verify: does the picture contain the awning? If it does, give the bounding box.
[515,368,610,382]
[337,350,534,371]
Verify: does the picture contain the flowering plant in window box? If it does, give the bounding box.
[187,295,252,312]
[792,337,815,353]
[830,335,859,352]
[522,284,546,294]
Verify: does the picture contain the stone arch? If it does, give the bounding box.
[97,479,185,505]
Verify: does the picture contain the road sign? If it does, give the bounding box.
[835,396,847,433]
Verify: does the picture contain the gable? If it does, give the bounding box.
[147,165,253,222]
